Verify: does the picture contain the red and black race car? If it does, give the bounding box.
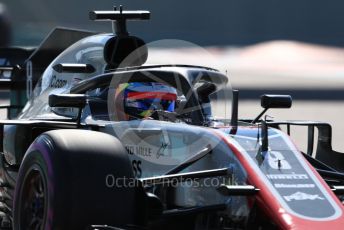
[0,6,344,230]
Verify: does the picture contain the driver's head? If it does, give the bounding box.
[114,82,177,120]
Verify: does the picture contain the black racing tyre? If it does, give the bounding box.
[13,129,145,230]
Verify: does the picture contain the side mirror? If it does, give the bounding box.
[261,94,292,109]
[252,94,292,123]
[49,94,86,108]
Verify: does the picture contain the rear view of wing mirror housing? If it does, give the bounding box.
[252,94,292,124]
[49,94,87,125]
[261,94,292,109]
[49,94,86,108]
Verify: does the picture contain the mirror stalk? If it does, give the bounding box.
[230,90,239,133]
[261,119,269,152]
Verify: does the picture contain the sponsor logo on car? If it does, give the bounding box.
[284,192,325,202]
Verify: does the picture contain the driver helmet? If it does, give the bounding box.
[114,82,177,120]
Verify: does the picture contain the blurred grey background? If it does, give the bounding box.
[1,0,344,152]
[3,0,344,47]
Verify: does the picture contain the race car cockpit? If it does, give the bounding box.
[17,9,232,126]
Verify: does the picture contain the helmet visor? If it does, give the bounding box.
[119,82,177,118]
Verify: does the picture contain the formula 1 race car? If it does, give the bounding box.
[1,6,344,230]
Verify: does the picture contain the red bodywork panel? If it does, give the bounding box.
[211,127,344,229]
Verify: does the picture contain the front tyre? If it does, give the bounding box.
[13,129,142,230]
